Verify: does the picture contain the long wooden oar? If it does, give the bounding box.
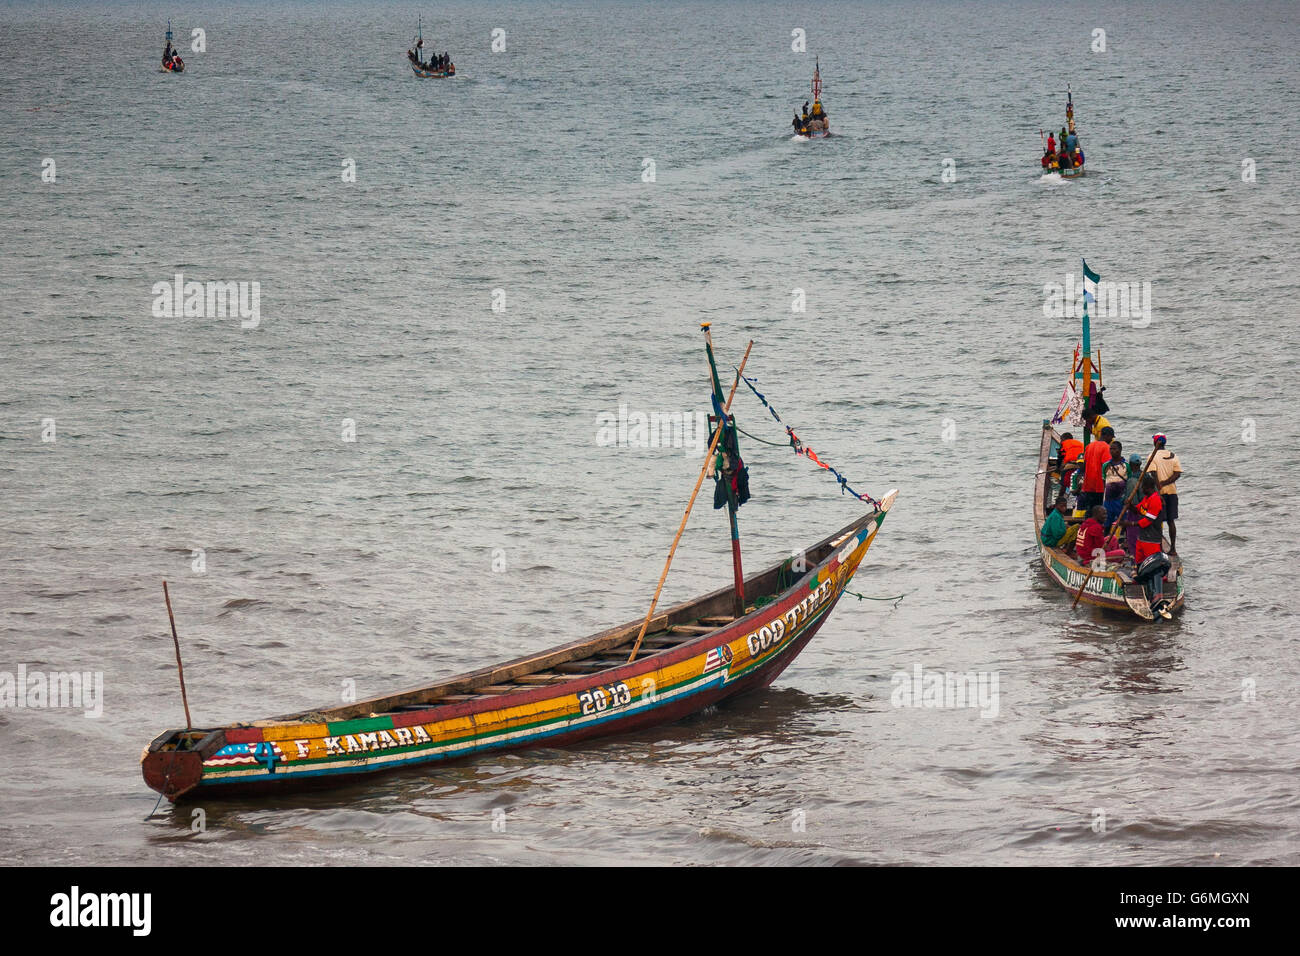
[162,581,193,729]
[627,338,754,664]
[1104,444,1161,549]
[1071,567,1096,608]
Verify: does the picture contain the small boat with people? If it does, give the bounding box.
[160,20,184,73]
[791,59,830,138]
[1034,260,1184,620]
[407,17,454,78]
[1039,85,1085,177]
[141,325,898,801]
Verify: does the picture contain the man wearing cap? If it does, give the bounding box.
[1146,434,1182,554]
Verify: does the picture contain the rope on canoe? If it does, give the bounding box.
[734,368,880,508]
[144,790,166,821]
[844,588,910,608]
[735,425,788,446]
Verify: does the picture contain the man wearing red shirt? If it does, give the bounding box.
[1126,473,1168,609]
[1131,473,1164,563]
[1075,506,1126,568]
[1078,426,1115,513]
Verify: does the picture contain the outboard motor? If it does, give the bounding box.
[1135,551,1171,607]
[1135,551,1170,584]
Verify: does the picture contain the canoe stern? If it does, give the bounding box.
[141,729,224,802]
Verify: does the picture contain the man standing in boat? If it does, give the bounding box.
[1126,473,1168,609]
[1146,433,1182,554]
[1079,425,1115,513]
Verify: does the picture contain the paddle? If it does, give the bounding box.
[627,334,754,664]
[1105,444,1161,550]
[1071,566,1095,608]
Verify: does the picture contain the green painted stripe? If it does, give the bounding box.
[326,715,395,735]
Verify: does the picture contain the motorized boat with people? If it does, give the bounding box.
[1039,85,1086,177]
[407,16,455,78]
[160,20,185,73]
[791,59,830,138]
[1034,260,1184,620]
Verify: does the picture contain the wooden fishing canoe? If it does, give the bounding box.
[142,491,897,801]
[1034,422,1182,619]
[411,62,454,78]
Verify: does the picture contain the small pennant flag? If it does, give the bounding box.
[1082,259,1101,306]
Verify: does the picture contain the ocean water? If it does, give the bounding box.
[2,0,1299,865]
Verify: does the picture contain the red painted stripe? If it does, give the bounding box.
[224,728,264,744]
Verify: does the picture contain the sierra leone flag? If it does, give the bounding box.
[1082,259,1101,308]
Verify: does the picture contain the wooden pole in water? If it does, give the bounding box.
[162,581,193,730]
[627,334,754,664]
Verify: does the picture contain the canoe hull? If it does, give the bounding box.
[1035,423,1183,619]
[412,64,454,78]
[143,497,896,801]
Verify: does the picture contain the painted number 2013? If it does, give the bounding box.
[579,682,631,716]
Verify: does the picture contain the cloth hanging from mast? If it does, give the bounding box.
[1052,381,1083,428]
[737,371,880,509]
[709,393,750,511]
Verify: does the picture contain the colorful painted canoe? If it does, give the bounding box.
[142,492,898,801]
[1035,423,1182,619]
[411,62,454,78]
[1058,165,1085,178]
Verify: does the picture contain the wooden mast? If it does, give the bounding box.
[703,323,746,617]
[627,335,753,663]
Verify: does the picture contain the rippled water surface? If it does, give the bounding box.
[2,0,1299,865]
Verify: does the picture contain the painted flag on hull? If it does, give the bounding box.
[704,644,734,673]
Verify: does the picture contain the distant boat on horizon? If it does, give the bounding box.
[160,19,185,73]
[407,16,455,78]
